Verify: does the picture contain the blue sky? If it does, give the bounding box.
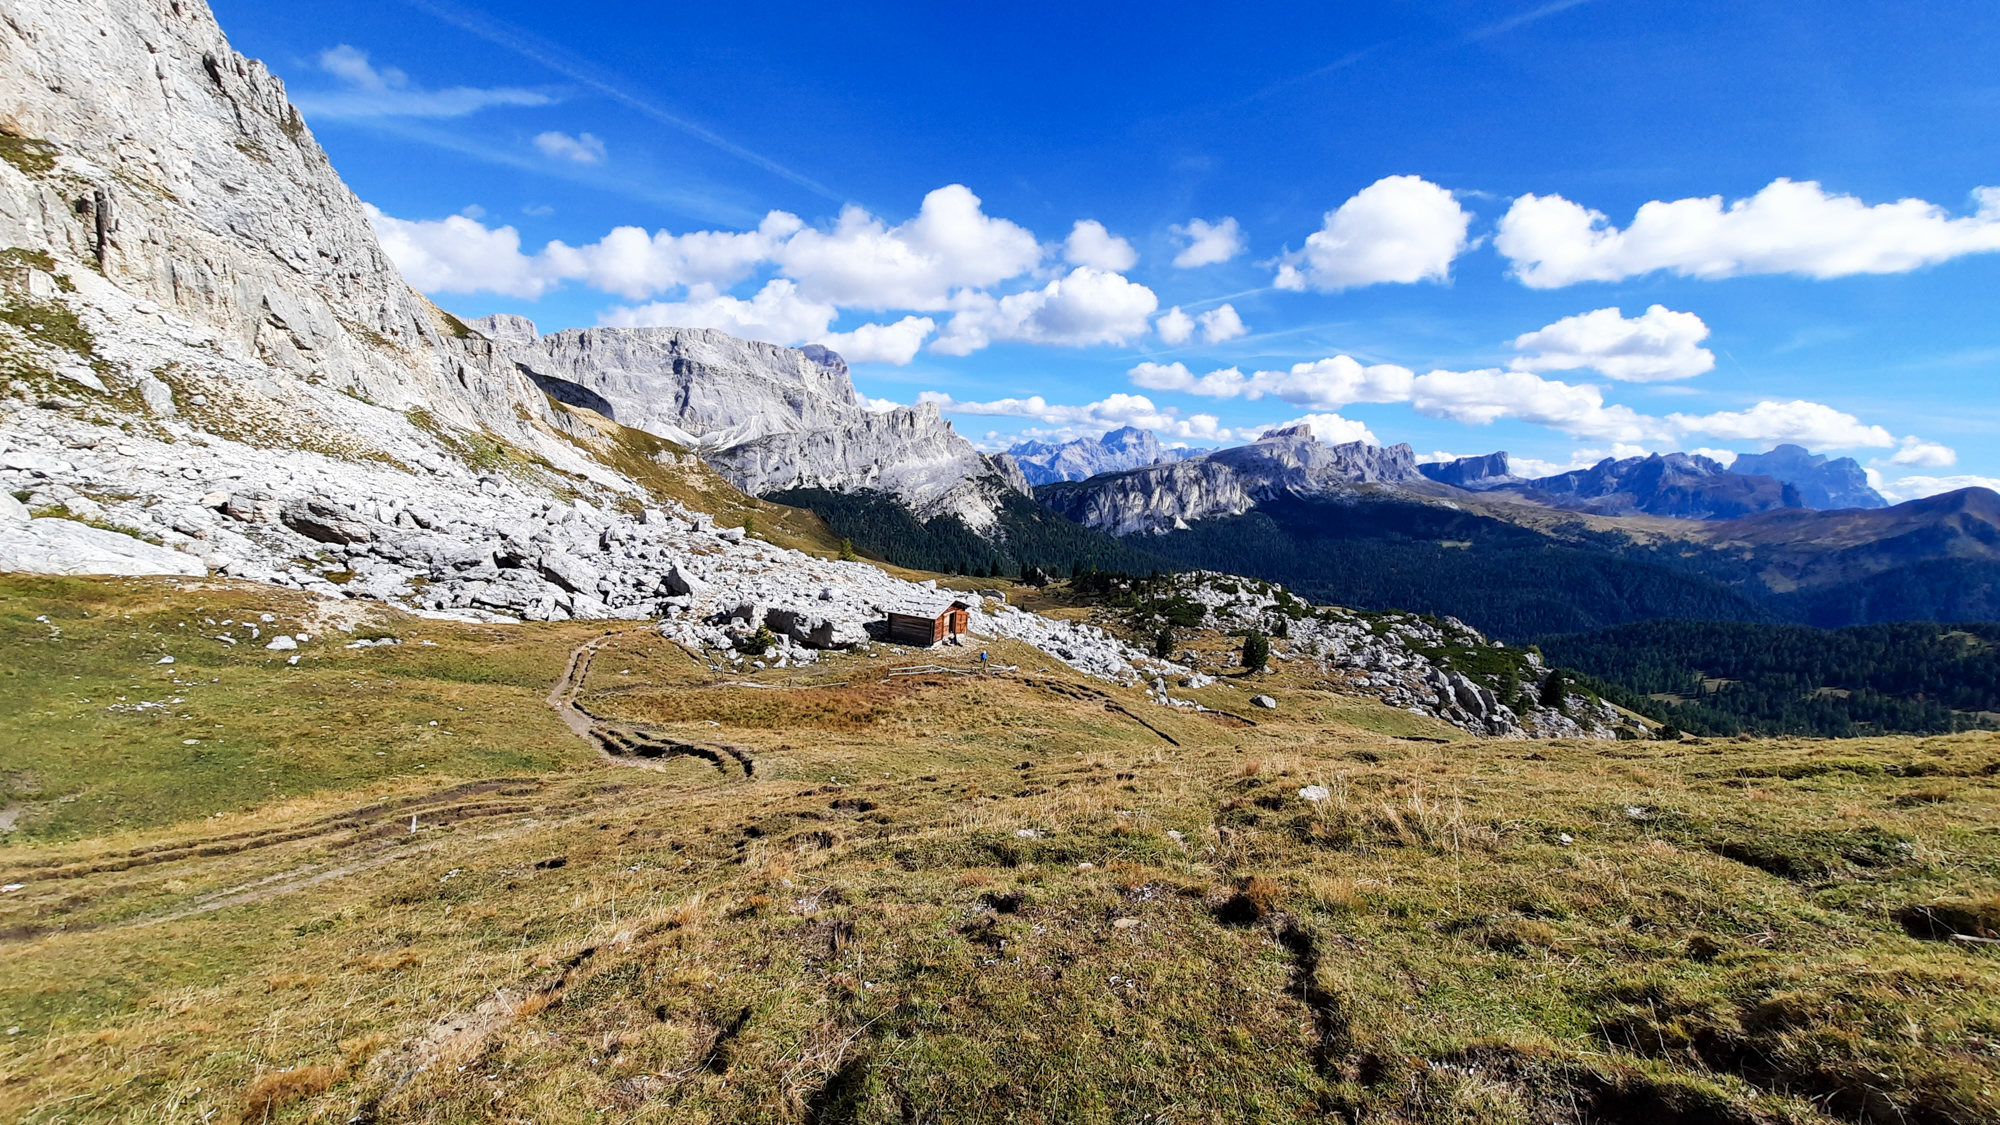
[212,0,2000,498]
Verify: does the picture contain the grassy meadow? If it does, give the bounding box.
[0,574,1996,1123]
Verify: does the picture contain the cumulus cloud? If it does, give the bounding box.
[1885,437,1958,468]
[1197,304,1247,343]
[918,391,1241,442]
[1170,217,1245,267]
[1264,413,1379,445]
[366,205,554,298]
[597,279,836,345]
[1153,303,1248,346]
[1509,305,1715,382]
[1410,369,1674,443]
[539,212,802,300]
[1665,400,1896,449]
[1154,307,1196,346]
[1064,220,1138,272]
[856,394,905,413]
[1874,474,2000,502]
[932,267,1158,355]
[818,316,937,366]
[776,184,1042,310]
[1275,175,1473,292]
[297,45,553,119]
[1497,178,2000,288]
[1129,356,1414,411]
[533,131,607,164]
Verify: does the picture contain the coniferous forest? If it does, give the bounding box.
[1543,620,2000,737]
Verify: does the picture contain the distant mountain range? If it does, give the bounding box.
[1008,426,1190,486]
[1417,445,1886,518]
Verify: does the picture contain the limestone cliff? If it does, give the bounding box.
[1037,426,1425,535]
[496,322,1027,529]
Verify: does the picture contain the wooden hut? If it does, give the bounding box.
[886,599,972,646]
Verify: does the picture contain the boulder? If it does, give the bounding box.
[0,491,26,523]
[280,498,374,545]
[1252,694,1278,710]
[0,518,206,576]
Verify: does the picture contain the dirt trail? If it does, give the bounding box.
[548,631,757,778]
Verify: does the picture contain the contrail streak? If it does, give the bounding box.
[398,0,843,202]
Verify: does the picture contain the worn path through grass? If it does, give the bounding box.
[1,576,1997,1124]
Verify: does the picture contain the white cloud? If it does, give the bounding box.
[1509,444,1659,478]
[1410,369,1673,443]
[1688,447,1739,467]
[1875,474,2000,502]
[1885,437,1957,468]
[1264,413,1379,446]
[1666,400,1895,449]
[1497,178,2000,288]
[597,279,836,346]
[857,394,904,413]
[818,316,936,366]
[1154,307,1196,346]
[1171,218,1245,267]
[533,131,607,164]
[918,391,1242,442]
[1154,304,1249,346]
[1197,304,1247,344]
[1064,220,1138,272]
[933,267,1158,355]
[1509,305,1715,382]
[365,204,554,298]
[776,184,1042,310]
[1274,175,1473,292]
[539,211,802,300]
[297,45,553,119]
[1129,356,1414,411]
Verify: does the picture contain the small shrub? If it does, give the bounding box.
[1241,630,1269,672]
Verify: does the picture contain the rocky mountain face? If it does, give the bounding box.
[0,0,1171,689]
[1037,426,1425,535]
[1418,451,1517,489]
[1732,444,1886,509]
[1513,452,1802,520]
[1423,447,1885,517]
[1010,426,1190,486]
[485,318,1027,530]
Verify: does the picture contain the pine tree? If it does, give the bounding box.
[838,537,857,562]
[1540,671,1567,713]
[1154,627,1177,659]
[1242,630,1269,672]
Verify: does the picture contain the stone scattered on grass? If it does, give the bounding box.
[1252,694,1278,709]
[1298,785,1331,802]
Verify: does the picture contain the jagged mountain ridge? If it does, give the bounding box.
[476,315,1028,531]
[1037,425,1428,535]
[1009,425,1191,486]
[1421,447,1887,517]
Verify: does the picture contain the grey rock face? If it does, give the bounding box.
[1037,426,1424,535]
[1420,452,1518,490]
[467,314,541,347]
[501,326,1025,527]
[0,517,207,576]
[0,0,548,439]
[1011,426,1191,486]
[1514,453,1802,520]
[1731,444,1886,510]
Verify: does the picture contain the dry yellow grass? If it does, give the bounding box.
[0,576,1997,1123]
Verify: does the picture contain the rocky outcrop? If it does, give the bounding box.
[499,323,1026,528]
[0,0,549,441]
[1011,426,1189,486]
[1731,444,1886,510]
[1129,571,1629,739]
[1420,451,1518,490]
[1037,426,1425,535]
[0,515,206,576]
